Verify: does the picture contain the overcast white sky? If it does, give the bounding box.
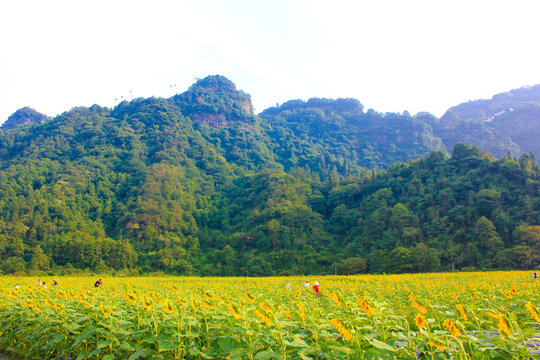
[1,0,540,123]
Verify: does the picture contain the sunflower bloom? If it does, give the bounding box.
[254,309,272,327]
[162,301,174,315]
[200,299,215,310]
[79,299,91,309]
[284,311,292,319]
[329,292,342,307]
[122,292,137,304]
[411,300,427,314]
[298,301,306,321]
[426,341,446,352]
[497,316,511,340]
[45,299,61,312]
[260,302,272,315]
[100,305,110,317]
[443,319,460,338]
[525,302,540,322]
[456,304,468,321]
[486,311,499,319]
[190,295,198,312]
[227,303,242,320]
[330,319,353,341]
[142,297,152,311]
[356,297,376,316]
[177,298,187,306]
[244,293,255,304]
[415,313,426,330]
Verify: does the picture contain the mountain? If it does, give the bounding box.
[449,84,540,120]
[0,76,538,275]
[418,110,520,158]
[431,85,540,157]
[2,107,49,130]
[260,99,444,171]
[172,75,255,128]
[489,103,540,158]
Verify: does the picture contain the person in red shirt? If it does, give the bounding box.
[313,281,320,296]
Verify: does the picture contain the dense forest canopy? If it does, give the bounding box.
[0,76,539,275]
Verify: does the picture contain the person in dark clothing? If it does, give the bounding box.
[94,279,103,287]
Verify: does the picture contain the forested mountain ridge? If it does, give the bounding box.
[418,110,521,159]
[260,99,444,170]
[2,107,49,130]
[428,85,540,157]
[449,84,540,120]
[0,76,538,275]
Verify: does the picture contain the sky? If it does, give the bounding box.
[1,0,540,123]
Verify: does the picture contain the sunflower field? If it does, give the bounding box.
[0,272,539,359]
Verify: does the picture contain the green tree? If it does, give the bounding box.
[475,189,502,218]
[474,216,504,267]
[495,245,535,270]
[412,243,440,272]
[387,247,414,273]
[1,256,26,274]
[339,257,368,274]
[29,245,50,271]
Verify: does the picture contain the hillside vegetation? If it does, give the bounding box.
[0,76,538,275]
[429,84,540,157]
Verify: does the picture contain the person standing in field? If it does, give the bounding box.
[534,270,538,280]
[94,279,103,287]
[304,279,310,289]
[313,281,320,296]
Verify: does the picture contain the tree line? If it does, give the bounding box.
[0,76,538,275]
